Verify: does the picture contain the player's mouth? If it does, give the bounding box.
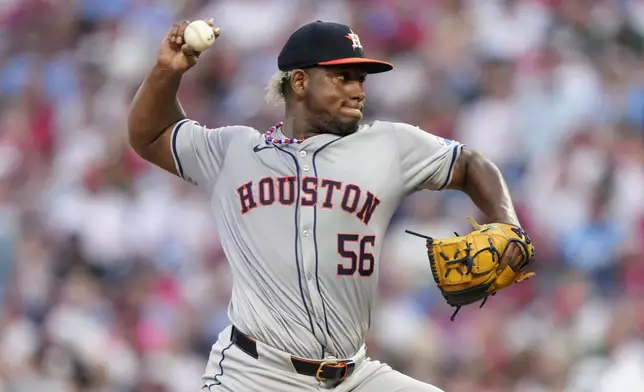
[340,103,363,119]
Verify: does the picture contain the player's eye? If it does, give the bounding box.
[334,71,366,83]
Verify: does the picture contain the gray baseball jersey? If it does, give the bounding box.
[171,119,462,360]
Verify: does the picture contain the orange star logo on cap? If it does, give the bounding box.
[345,30,363,50]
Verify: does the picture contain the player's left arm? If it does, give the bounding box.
[391,121,520,226]
[393,121,530,272]
[434,147,520,226]
[431,148,529,268]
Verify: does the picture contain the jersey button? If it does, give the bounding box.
[299,150,307,158]
[302,165,310,172]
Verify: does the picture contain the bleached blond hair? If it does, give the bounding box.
[264,70,293,106]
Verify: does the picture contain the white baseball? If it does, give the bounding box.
[183,20,216,52]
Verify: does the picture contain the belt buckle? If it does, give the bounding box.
[315,359,347,382]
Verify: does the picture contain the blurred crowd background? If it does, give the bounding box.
[1,0,644,391]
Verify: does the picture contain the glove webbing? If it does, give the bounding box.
[405,230,501,321]
[439,238,501,321]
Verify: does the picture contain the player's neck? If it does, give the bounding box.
[281,115,317,140]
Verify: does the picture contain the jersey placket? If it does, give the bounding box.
[296,146,331,354]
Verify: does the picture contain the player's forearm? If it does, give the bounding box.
[459,149,520,226]
[127,64,187,149]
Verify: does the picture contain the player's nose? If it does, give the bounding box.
[348,83,366,103]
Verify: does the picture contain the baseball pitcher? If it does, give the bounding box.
[128,18,536,392]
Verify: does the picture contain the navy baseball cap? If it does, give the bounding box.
[277,21,393,74]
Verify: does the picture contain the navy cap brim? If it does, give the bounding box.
[317,57,393,74]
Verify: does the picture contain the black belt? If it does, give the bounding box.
[230,326,356,382]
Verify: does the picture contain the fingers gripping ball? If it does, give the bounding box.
[406,217,536,321]
[184,20,217,52]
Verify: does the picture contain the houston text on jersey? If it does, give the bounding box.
[236,176,381,225]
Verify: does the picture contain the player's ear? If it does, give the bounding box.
[290,69,308,98]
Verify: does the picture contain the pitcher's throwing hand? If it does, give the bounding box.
[158,18,220,73]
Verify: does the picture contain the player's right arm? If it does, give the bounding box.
[127,19,220,178]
